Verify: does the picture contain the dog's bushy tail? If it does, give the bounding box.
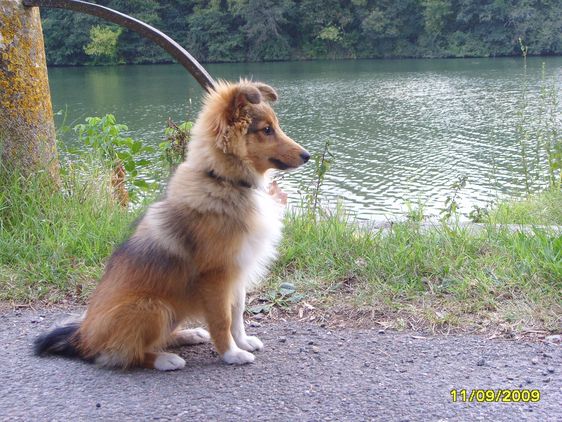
[34,322,82,358]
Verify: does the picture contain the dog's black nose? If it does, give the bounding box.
[300,151,311,163]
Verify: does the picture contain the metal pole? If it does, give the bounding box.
[22,0,216,92]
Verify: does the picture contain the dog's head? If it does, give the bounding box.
[205,80,310,174]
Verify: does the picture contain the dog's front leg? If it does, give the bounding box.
[231,283,264,352]
[201,270,255,364]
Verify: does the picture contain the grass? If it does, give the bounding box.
[265,204,561,334]
[0,164,560,334]
[487,188,562,225]
[0,165,560,335]
[0,164,137,302]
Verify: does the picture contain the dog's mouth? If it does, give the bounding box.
[268,158,293,170]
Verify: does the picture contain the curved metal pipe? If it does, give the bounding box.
[23,0,216,92]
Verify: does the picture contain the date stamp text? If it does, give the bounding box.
[450,389,541,403]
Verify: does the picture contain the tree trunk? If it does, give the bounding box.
[0,0,59,181]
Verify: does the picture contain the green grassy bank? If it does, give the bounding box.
[0,167,136,303]
[268,191,561,334]
[1,166,560,334]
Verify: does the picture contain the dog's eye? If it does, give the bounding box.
[263,126,273,135]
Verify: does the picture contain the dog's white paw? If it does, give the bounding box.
[222,348,255,365]
[236,335,264,352]
[153,352,186,371]
[172,328,211,346]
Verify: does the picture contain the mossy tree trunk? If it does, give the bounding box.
[0,0,59,181]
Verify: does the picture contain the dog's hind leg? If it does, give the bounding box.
[82,295,179,370]
[94,313,186,371]
[168,327,211,347]
[141,352,186,371]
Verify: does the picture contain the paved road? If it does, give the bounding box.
[1,308,560,421]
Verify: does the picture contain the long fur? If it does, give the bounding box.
[34,322,82,358]
[34,80,309,370]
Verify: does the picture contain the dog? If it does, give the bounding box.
[34,80,310,370]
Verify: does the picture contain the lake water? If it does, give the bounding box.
[47,58,562,221]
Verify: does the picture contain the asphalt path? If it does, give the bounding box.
[1,308,560,421]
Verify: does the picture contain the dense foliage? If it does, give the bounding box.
[42,0,561,65]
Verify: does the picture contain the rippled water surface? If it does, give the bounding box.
[48,58,562,220]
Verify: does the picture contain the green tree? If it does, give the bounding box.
[186,6,244,62]
[230,0,294,61]
[111,0,168,64]
[297,0,354,57]
[38,0,562,64]
[422,0,452,35]
[42,8,95,65]
[421,0,453,52]
[356,0,422,57]
[84,25,123,64]
[317,25,344,58]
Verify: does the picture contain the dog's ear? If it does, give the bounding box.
[233,85,262,110]
[254,83,278,102]
[215,84,262,154]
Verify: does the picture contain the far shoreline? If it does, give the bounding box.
[44,54,562,69]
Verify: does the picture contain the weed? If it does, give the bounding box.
[405,201,426,223]
[468,204,490,223]
[301,140,334,217]
[514,60,561,194]
[440,175,467,221]
[159,118,192,172]
[247,282,305,315]
[74,114,157,203]
[74,114,194,204]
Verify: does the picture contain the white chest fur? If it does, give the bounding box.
[236,189,284,289]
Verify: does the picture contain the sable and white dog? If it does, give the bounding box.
[34,80,310,370]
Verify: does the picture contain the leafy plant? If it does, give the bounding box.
[303,140,334,217]
[538,66,562,189]
[512,53,560,194]
[440,175,467,220]
[247,282,304,315]
[74,114,157,204]
[405,201,426,223]
[468,204,491,223]
[159,118,192,172]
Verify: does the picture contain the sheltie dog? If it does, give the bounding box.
[34,80,310,370]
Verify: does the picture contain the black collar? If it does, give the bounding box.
[206,170,254,189]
